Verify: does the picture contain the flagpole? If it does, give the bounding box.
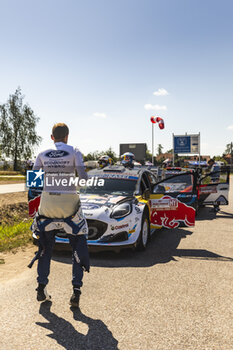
[152,123,154,165]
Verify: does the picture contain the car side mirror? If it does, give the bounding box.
[142,188,150,200]
[153,184,165,194]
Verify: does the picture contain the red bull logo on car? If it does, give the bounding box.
[28,196,41,218]
[150,195,195,229]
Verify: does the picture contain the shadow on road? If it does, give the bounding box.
[174,249,233,262]
[53,228,190,267]
[216,210,233,219]
[196,207,233,221]
[196,207,217,221]
[52,227,233,268]
[36,301,119,350]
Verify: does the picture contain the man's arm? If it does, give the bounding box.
[74,149,88,180]
[33,154,43,170]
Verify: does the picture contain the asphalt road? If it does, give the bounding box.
[0,187,233,349]
[0,183,26,194]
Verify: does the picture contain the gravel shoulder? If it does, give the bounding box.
[0,192,27,207]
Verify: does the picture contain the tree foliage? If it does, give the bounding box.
[104,147,118,162]
[83,151,102,161]
[145,150,153,161]
[0,87,42,170]
[83,147,118,162]
[224,142,233,155]
[213,156,227,164]
[157,144,163,155]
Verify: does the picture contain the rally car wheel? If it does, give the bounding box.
[136,214,150,251]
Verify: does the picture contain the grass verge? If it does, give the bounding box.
[0,176,25,182]
[0,220,33,252]
[0,171,22,175]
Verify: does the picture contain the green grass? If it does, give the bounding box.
[0,220,33,252]
[0,176,25,182]
[0,171,22,175]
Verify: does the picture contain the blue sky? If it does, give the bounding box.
[0,0,233,158]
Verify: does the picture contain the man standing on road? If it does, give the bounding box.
[208,159,220,183]
[32,123,89,307]
[207,158,221,212]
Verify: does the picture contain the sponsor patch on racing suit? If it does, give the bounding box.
[33,142,87,193]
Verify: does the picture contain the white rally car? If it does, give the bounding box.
[29,165,199,251]
[55,166,155,251]
[54,165,199,251]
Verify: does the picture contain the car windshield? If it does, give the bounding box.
[165,174,192,183]
[153,174,193,193]
[80,177,137,196]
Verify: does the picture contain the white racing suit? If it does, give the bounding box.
[30,142,89,288]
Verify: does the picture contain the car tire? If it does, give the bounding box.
[135,214,150,251]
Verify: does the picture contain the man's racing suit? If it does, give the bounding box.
[32,142,89,288]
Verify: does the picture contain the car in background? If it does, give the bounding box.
[161,166,230,211]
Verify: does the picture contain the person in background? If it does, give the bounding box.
[208,159,220,183]
[207,159,221,212]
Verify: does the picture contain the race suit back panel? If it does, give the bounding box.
[33,142,87,218]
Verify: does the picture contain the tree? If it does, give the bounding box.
[104,147,118,162]
[224,142,233,155]
[146,150,153,161]
[213,156,227,165]
[156,156,165,165]
[83,151,103,161]
[0,87,42,170]
[157,144,163,155]
[83,147,118,162]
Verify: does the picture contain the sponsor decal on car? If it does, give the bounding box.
[135,206,141,214]
[81,204,100,210]
[28,195,41,218]
[129,224,137,234]
[110,223,129,231]
[151,195,195,229]
[150,197,178,211]
[199,186,217,194]
[83,212,93,216]
[81,198,107,204]
[96,173,138,180]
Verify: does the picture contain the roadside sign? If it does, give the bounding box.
[174,136,191,153]
[174,134,200,154]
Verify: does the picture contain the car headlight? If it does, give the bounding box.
[111,203,131,219]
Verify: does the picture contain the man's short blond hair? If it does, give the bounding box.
[52,123,69,141]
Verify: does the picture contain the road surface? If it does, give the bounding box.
[0,183,26,194]
[0,186,232,349]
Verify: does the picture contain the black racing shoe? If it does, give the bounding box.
[70,288,81,308]
[36,284,51,302]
